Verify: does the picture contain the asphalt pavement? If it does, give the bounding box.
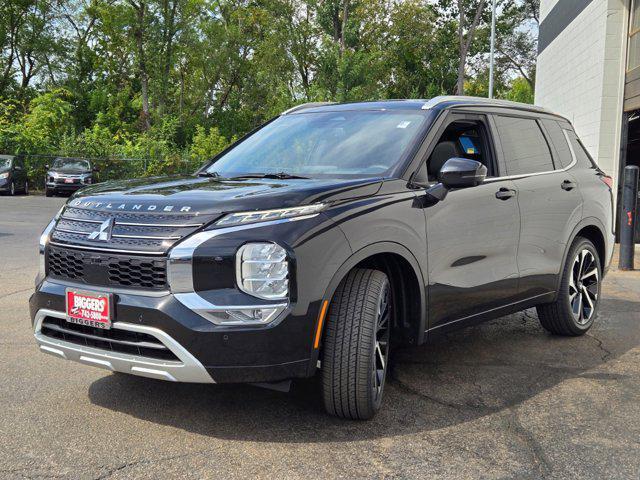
[1,194,639,479]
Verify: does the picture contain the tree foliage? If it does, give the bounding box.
[0,0,539,182]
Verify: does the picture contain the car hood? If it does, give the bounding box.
[67,175,384,216]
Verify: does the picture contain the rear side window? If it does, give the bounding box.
[566,131,597,168]
[541,120,573,168]
[494,116,555,175]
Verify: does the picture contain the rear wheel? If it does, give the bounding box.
[537,237,601,336]
[321,268,391,420]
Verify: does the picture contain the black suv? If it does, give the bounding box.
[31,97,614,419]
[0,155,29,195]
[45,157,95,196]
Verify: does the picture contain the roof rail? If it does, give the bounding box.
[421,96,552,115]
[281,102,336,115]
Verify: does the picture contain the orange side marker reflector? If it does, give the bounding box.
[313,300,329,349]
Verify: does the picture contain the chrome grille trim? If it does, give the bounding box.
[118,221,205,228]
[51,206,219,254]
[49,241,165,256]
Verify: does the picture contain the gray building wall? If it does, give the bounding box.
[535,0,630,191]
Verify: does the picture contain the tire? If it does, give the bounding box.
[321,268,392,420]
[9,181,15,196]
[45,187,53,197]
[537,237,602,336]
[23,181,29,195]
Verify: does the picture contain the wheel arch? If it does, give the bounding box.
[556,217,609,294]
[322,242,427,346]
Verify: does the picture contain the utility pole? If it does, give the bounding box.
[488,0,497,98]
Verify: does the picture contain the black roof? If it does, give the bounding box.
[284,96,559,118]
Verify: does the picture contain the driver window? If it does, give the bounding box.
[415,120,494,184]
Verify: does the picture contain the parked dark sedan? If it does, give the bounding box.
[45,158,96,197]
[0,155,29,195]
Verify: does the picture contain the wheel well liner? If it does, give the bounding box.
[322,243,426,345]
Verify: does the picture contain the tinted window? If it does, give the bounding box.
[542,119,573,168]
[494,116,554,175]
[566,131,596,167]
[206,111,427,178]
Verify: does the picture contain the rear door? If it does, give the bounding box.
[491,114,583,300]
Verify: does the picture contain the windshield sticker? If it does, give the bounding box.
[396,121,412,129]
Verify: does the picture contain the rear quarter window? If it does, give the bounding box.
[566,131,598,168]
[541,119,573,169]
[494,116,555,175]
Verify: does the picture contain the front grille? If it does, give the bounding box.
[47,245,167,290]
[50,206,219,254]
[40,316,179,361]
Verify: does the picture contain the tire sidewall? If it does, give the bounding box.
[562,238,601,334]
[370,276,391,412]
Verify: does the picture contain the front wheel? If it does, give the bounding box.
[537,237,601,336]
[321,269,391,420]
[23,180,29,195]
[9,181,15,196]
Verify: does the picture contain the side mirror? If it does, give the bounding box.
[438,158,487,189]
[45,164,50,170]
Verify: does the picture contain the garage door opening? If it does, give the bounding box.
[619,111,640,242]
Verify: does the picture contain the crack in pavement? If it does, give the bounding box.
[506,408,553,478]
[389,374,494,414]
[92,449,219,480]
[586,333,612,362]
[0,287,33,301]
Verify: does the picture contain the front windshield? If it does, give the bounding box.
[0,158,10,170]
[52,158,90,171]
[205,111,428,177]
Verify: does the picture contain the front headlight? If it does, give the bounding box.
[236,242,289,300]
[215,204,325,227]
[0,172,8,179]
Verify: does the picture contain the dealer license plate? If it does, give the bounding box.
[65,289,112,329]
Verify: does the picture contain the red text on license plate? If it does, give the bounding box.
[66,290,111,329]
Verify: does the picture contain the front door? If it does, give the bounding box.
[421,113,521,329]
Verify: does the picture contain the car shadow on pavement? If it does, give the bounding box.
[88,300,640,442]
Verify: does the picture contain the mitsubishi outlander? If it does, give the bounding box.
[30,97,614,419]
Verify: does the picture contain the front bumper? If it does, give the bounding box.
[33,308,214,383]
[46,182,86,193]
[30,279,317,383]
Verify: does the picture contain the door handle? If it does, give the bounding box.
[561,180,576,191]
[495,187,516,200]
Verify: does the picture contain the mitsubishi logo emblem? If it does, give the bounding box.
[88,218,114,241]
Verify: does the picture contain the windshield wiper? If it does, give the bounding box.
[231,172,310,180]
[198,171,221,178]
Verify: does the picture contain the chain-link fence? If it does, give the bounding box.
[11,154,203,191]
